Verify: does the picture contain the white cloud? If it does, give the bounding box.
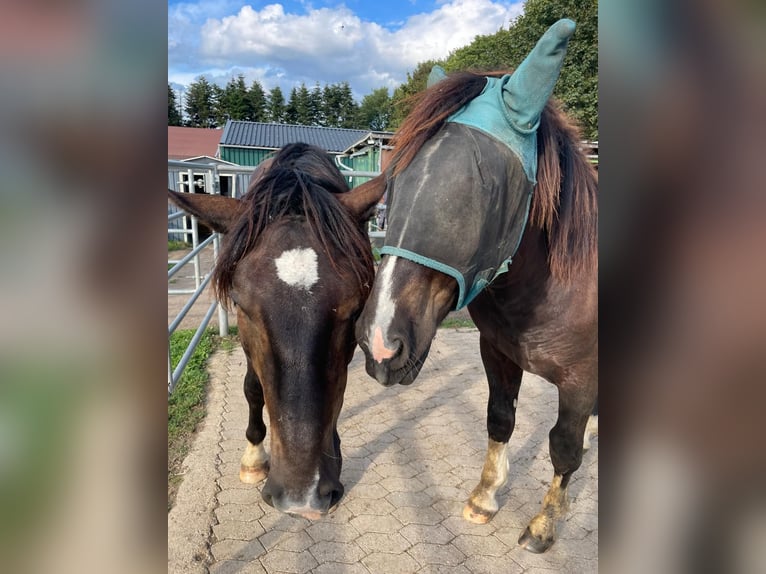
[170,0,524,98]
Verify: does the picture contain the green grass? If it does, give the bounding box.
[167,328,215,510]
[168,240,190,251]
[167,326,240,510]
[439,316,476,329]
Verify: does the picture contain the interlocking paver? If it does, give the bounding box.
[362,551,421,574]
[416,565,472,574]
[392,505,444,525]
[210,539,266,562]
[259,549,317,574]
[308,540,366,564]
[209,559,267,574]
[305,521,360,543]
[215,504,264,523]
[385,490,435,508]
[408,542,466,566]
[451,533,510,557]
[464,554,523,574]
[400,523,455,545]
[355,531,411,554]
[262,530,313,553]
[168,329,598,573]
[213,520,266,541]
[312,563,370,574]
[349,513,403,534]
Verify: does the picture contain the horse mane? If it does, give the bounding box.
[213,143,374,306]
[390,70,597,283]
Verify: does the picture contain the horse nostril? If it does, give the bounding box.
[371,327,402,363]
[260,481,277,507]
[319,478,344,506]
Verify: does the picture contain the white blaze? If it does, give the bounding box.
[275,247,318,290]
[369,256,398,361]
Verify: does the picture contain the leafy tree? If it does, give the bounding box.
[309,82,324,126]
[211,84,227,126]
[387,0,597,138]
[284,86,299,124]
[168,84,182,126]
[295,84,312,125]
[390,59,444,129]
[445,0,597,138]
[336,82,359,128]
[184,77,217,128]
[267,86,286,123]
[285,84,313,125]
[220,75,250,121]
[322,82,358,128]
[248,80,268,122]
[508,0,597,139]
[357,88,393,131]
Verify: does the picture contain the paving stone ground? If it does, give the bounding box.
[168,328,598,573]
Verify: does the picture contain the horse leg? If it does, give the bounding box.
[463,336,523,524]
[239,361,269,484]
[583,397,598,450]
[518,382,596,553]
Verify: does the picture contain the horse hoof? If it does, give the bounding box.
[518,527,554,553]
[239,463,269,484]
[463,502,494,524]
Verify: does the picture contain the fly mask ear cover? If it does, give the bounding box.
[381,20,576,310]
[448,18,576,184]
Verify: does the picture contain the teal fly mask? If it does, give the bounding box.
[380,19,576,309]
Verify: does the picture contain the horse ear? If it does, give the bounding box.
[335,175,386,222]
[168,189,245,233]
[427,65,448,87]
[503,19,575,131]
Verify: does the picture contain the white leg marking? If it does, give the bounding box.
[274,247,318,290]
[583,414,599,450]
[465,438,509,522]
[241,441,268,467]
[369,256,399,362]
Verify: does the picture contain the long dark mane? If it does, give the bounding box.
[213,143,374,305]
[390,71,597,282]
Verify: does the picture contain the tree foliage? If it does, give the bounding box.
[267,86,286,123]
[323,82,358,128]
[168,84,182,126]
[357,88,393,131]
[389,0,597,138]
[220,75,251,121]
[184,77,217,128]
[247,80,268,122]
[390,60,444,129]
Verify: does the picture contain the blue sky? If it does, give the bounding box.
[168,1,524,102]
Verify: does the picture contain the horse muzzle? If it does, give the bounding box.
[261,475,344,520]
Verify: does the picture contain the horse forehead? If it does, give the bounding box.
[274,246,319,290]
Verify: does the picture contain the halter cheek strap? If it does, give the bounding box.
[379,247,515,311]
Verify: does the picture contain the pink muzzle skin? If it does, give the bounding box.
[371,326,396,363]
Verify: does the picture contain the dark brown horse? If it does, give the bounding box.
[356,20,597,552]
[169,143,383,519]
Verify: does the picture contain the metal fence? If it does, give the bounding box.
[167,159,379,394]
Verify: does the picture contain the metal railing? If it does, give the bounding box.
[167,159,380,395]
[167,209,228,394]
